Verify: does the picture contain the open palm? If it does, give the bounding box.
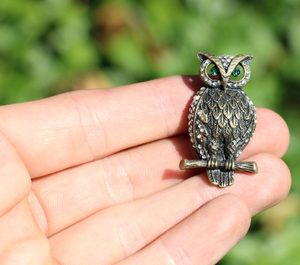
[0,76,290,265]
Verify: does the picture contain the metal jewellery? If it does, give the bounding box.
[180,52,258,187]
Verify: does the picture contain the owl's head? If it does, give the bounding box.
[198,52,253,89]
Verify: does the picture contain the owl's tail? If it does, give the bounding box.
[207,169,234,187]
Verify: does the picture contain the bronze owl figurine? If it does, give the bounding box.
[180,53,257,187]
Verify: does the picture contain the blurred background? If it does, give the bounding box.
[0,0,299,263]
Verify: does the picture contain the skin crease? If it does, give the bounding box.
[0,76,291,265]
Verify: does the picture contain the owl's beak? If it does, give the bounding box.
[222,77,229,90]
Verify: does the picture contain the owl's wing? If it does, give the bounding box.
[225,91,256,159]
[188,87,210,160]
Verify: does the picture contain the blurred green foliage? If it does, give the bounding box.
[0,0,300,264]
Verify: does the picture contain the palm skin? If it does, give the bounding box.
[0,76,290,265]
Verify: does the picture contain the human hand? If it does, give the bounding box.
[0,76,290,265]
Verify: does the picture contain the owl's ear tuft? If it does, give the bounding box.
[197,52,209,63]
[242,55,254,65]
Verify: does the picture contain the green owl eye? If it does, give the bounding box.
[206,63,220,80]
[230,64,245,81]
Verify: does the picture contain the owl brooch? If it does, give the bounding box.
[180,52,258,187]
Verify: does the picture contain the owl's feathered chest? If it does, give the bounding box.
[188,87,256,160]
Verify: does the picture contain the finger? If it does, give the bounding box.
[49,153,290,265]
[32,108,289,236]
[0,132,31,217]
[0,76,194,177]
[116,194,250,265]
[246,108,289,158]
[0,76,288,178]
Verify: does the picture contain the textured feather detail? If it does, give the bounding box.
[190,88,256,161]
[188,88,209,160]
[217,95,227,109]
[189,85,256,189]
[207,170,234,187]
[218,114,226,128]
[223,104,233,119]
[229,116,238,128]
[229,98,238,109]
[207,169,220,185]
[212,107,221,119]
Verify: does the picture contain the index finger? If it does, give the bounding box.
[0,76,195,177]
[0,76,288,178]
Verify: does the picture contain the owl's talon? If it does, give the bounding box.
[207,158,219,169]
[225,159,235,171]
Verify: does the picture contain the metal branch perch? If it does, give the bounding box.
[179,159,258,174]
